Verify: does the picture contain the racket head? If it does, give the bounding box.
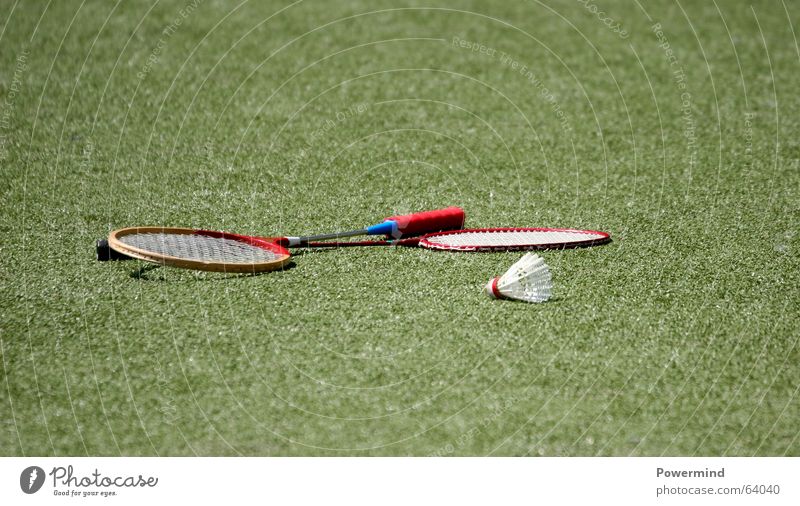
[417,227,611,251]
[108,227,291,273]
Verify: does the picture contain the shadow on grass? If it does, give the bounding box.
[490,296,561,305]
[127,261,297,282]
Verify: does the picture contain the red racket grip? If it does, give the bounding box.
[385,206,465,237]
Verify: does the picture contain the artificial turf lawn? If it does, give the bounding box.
[1,0,798,456]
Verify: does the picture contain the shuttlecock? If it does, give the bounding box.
[485,253,552,303]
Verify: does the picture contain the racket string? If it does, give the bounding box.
[120,233,284,263]
[425,230,606,248]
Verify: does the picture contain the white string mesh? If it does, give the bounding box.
[119,233,284,264]
[424,229,606,248]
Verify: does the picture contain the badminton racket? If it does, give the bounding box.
[101,207,465,273]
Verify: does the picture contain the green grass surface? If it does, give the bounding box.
[1,0,798,456]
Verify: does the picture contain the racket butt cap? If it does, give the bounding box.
[485,276,503,299]
[96,238,131,261]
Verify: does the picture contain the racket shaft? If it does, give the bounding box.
[300,238,420,248]
[289,228,369,244]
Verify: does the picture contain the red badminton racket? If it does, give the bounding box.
[285,227,611,251]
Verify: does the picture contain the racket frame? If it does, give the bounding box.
[108,227,292,273]
[417,227,612,251]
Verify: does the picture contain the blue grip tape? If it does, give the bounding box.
[366,220,399,237]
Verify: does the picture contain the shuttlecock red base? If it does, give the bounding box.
[485,276,503,299]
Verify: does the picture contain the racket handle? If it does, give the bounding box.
[371,206,465,238]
